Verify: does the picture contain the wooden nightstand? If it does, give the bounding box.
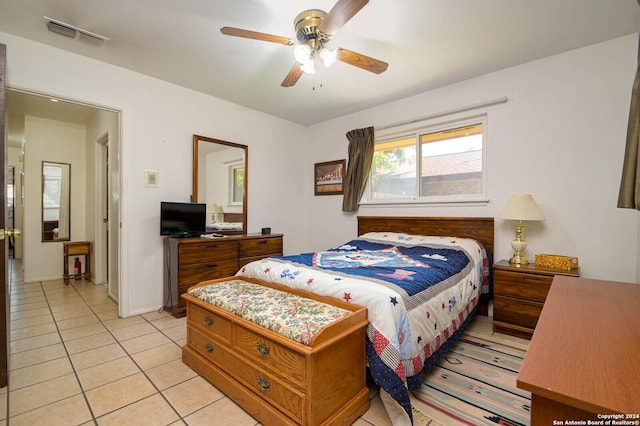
[492,260,580,339]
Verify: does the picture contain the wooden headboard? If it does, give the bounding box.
[357,216,494,256]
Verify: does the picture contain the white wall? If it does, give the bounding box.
[23,116,87,281]
[1,31,308,316]
[306,34,639,283]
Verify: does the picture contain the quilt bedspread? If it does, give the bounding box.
[236,232,491,423]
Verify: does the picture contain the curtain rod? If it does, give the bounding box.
[375,96,508,131]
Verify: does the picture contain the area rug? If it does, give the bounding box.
[411,332,531,426]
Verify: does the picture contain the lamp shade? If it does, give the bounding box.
[500,194,544,221]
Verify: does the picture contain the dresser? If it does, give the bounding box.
[492,260,579,339]
[163,234,283,317]
[517,276,640,423]
[182,276,370,425]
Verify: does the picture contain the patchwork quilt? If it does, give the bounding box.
[236,232,491,423]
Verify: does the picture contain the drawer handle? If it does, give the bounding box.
[257,376,270,391]
[256,343,270,356]
[203,316,214,326]
[204,343,214,353]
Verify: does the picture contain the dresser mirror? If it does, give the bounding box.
[193,135,247,234]
[42,161,71,242]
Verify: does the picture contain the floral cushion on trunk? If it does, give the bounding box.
[188,279,351,345]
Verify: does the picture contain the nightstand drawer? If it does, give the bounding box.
[494,270,552,302]
[493,295,543,329]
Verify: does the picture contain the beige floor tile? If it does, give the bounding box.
[8,394,93,426]
[48,301,89,313]
[10,306,51,320]
[70,342,127,371]
[10,294,46,306]
[10,331,61,354]
[9,313,54,331]
[96,310,120,321]
[184,397,257,426]
[141,310,172,322]
[10,300,49,313]
[103,315,146,330]
[52,306,94,321]
[0,387,5,422]
[131,342,182,370]
[95,394,180,426]
[145,359,197,390]
[110,321,156,341]
[9,373,82,416]
[9,343,67,370]
[9,321,58,341]
[56,313,100,330]
[9,357,74,391]
[119,331,172,355]
[162,376,225,417]
[90,301,118,313]
[162,324,187,343]
[59,321,107,341]
[77,356,141,390]
[150,316,186,331]
[85,372,156,417]
[63,331,116,354]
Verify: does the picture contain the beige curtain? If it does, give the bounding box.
[342,126,375,212]
[618,30,640,209]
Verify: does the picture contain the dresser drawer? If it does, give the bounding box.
[178,259,239,285]
[188,303,232,342]
[178,241,239,264]
[493,295,543,329]
[188,327,305,422]
[239,238,283,258]
[235,325,306,386]
[494,270,552,302]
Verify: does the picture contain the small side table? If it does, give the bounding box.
[63,241,91,284]
[493,260,579,339]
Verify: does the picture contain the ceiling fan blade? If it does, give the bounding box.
[220,27,294,46]
[319,0,369,35]
[337,48,388,74]
[281,63,303,87]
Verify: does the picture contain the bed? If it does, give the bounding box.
[236,216,494,425]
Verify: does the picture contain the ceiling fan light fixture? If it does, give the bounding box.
[300,61,316,74]
[293,44,312,64]
[319,47,337,68]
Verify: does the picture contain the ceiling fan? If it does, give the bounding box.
[220,0,388,87]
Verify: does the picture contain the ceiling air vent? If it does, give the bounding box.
[44,16,109,46]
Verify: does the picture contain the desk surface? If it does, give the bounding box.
[517,276,640,415]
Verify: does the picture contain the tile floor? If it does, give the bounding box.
[0,260,394,425]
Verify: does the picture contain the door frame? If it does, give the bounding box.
[5,86,123,315]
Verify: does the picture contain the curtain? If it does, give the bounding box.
[342,126,375,212]
[618,27,640,209]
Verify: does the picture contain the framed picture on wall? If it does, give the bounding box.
[314,159,346,196]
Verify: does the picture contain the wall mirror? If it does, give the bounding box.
[42,161,71,242]
[193,135,247,234]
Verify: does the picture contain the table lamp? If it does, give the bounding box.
[500,194,544,265]
[208,203,223,223]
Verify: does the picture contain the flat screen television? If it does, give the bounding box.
[160,201,206,237]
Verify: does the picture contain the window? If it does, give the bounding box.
[229,163,244,205]
[366,116,487,203]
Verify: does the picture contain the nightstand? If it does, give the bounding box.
[492,260,580,339]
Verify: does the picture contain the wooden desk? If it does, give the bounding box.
[63,241,91,284]
[517,276,640,423]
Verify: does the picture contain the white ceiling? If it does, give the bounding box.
[1,0,639,126]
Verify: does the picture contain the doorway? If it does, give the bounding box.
[5,89,121,310]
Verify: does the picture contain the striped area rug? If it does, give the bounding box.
[411,333,531,426]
